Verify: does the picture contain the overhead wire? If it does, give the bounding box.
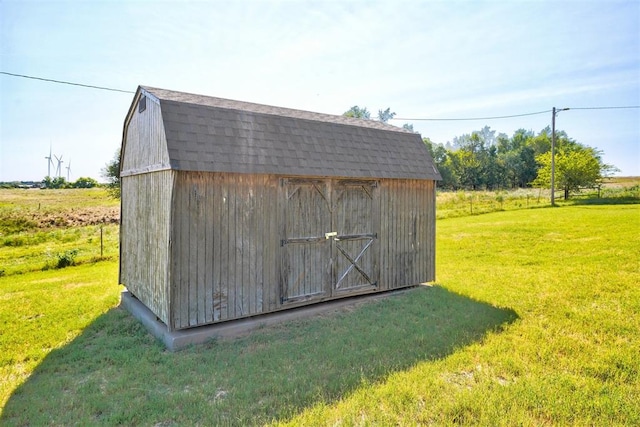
[393,106,639,122]
[568,106,640,111]
[0,71,135,94]
[2,71,639,119]
[392,110,552,122]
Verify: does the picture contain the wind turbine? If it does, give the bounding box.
[66,161,72,181]
[45,145,53,177]
[54,154,63,178]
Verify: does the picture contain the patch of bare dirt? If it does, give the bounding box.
[34,206,120,229]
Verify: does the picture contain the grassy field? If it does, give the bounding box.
[0,188,119,276]
[436,177,640,219]
[0,184,638,425]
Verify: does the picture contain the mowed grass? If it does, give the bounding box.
[284,204,639,425]
[1,191,639,424]
[0,262,122,413]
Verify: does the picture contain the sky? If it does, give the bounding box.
[1,0,639,182]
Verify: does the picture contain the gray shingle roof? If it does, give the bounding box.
[141,86,441,180]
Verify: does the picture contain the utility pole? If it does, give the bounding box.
[551,107,569,206]
[551,107,556,206]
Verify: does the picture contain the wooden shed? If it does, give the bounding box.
[120,86,441,331]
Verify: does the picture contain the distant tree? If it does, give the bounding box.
[72,177,99,188]
[343,106,371,119]
[343,105,398,124]
[402,123,415,132]
[484,144,505,190]
[42,176,68,189]
[439,150,462,189]
[102,148,121,198]
[422,138,459,190]
[498,129,537,188]
[452,131,496,190]
[377,108,396,123]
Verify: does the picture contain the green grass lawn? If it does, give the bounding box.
[1,192,638,425]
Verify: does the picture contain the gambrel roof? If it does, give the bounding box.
[129,86,441,180]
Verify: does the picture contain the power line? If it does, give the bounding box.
[391,105,640,122]
[392,109,552,122]
[0,71,134,94]
[3,70,639,117]
[568,106,640,111]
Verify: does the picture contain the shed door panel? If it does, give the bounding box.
[281,180,331,301]
[333,181,378,292]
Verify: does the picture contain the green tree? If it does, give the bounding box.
[102,148,121,198]
[452,130,502,190]
[343,105,398,124]
[343,106,371,119]
[377,108,396,123]
[424,138,459,189]
[42,176,68,189]
[533,145,614,199]
[402,123,415,132]
[72,177,98,188]
[498,129,537,188]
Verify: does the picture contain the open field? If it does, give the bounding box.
[0,185,639,425]
[0,188,119,276]
[436,176,640,219]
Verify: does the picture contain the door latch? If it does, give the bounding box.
[325,231,338,239]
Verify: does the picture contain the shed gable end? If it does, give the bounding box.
[121,90,171,177]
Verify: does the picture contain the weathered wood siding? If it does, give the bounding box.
[379,179,436,289]
[121,93,170,175]
[167,174,435,330]
[170,171,280,330]
[120,170,174,325]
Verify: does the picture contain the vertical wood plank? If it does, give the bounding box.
[379,181,388,290]
[230,173,238,320]
[212,173,222,321]
[197,175,207,325]
[429,180,436,282]
[253,176,263,314]
[390,179,397,288]
[236,174,246,316]
[417,180,423,284]
[188,180,198,326]
[271,176,282,311]
[203,173,213,323]
[180,176,190,328]
[220,174,230,321]
[412,180,417,284]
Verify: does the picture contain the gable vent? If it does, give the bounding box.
[138,96,147,113]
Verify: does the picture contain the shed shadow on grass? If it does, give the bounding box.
[2,285,518,426]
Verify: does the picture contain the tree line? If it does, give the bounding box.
[344,106,617,199]
[423,125,617,197]
[41,176,99,189]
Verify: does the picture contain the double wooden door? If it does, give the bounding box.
[281,178,379,303]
